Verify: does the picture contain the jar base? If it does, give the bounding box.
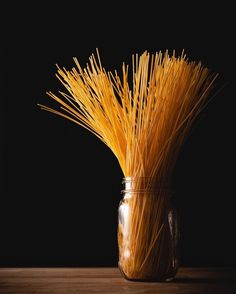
[118,263,177,282]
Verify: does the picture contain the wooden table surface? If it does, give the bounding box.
[0,267,236,294]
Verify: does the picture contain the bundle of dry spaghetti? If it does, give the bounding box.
[39,50,218,280]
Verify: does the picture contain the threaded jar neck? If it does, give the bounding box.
[122,177,172,194]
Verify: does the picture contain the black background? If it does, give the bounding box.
[2,2,235,267]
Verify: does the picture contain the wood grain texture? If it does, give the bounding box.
[0,267,236,294]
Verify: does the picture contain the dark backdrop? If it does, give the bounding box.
[2,2,235,267]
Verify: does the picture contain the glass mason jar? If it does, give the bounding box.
[118,177,179,281]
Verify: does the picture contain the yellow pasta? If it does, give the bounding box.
[38,49,218,280]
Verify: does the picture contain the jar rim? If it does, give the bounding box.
[122,177,173,193]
